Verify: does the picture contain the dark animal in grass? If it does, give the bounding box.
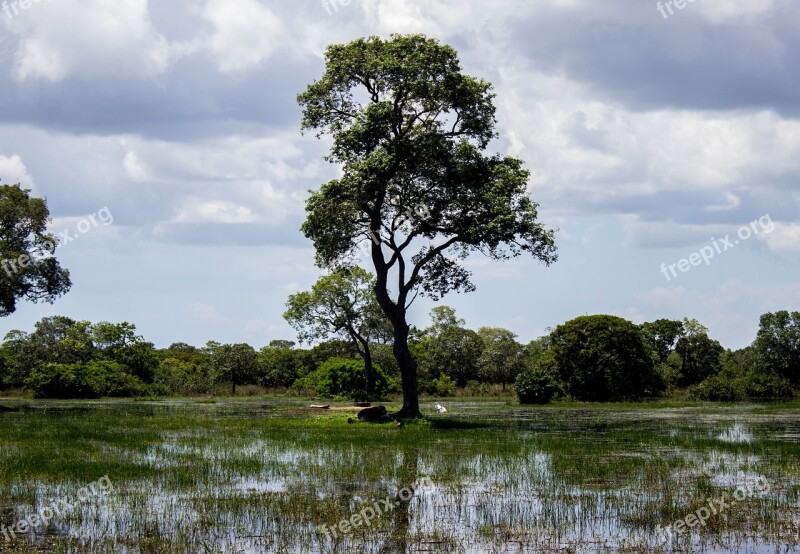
[357,405,391,423]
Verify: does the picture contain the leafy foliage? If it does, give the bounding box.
[284,267,389,394]
[753,310,800,385]
[688,362,794,402]
[419,307,483,387]
[675,318,724,386]
[293,357,394,399]
[27,361,152,399]
[515,367,560,405]
[0,184,71,316]
[550,315,662,402]
[477,326,526,388]
[298,34,557,416]
[640,319,684,365]
[432,373,456,397]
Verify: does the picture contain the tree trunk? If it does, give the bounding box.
[362,342,376,396]
[350,333,375,398]
[392,320,422,418]
[371,240,422,419]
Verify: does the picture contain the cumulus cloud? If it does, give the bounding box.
[202,0,283,72]
[758,222,800,256]
[0,154,36,190]
[0,0,797,346]
[637,280,800,346]
[8,0,170,82]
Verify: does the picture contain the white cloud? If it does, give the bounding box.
[14,39,64,82]
[495,66,800,224]
[123,151,149,182]
[187,302,238,328]
[0,154,36,190]
[758,222,800,256]
[695,0,791,24]
[175,200,258,224]
[202,0,283,72]
[9,0,170,82]
[637,280,800,347]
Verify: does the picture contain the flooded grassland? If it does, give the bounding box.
[0,398,798,552]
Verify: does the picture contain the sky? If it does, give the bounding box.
[0,0,798,350]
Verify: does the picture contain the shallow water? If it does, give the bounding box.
[0,399,799,552]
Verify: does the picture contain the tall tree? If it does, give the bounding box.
[207,342,258,395]
[675,318,724,386]
[420,307,483,387]
[550,315,661,401]
[477,327,525,389]
[0,184,71,315]
[640,319,684,365]
[298,35,557,417]
[753,311,800,385]
[284,267,388,395]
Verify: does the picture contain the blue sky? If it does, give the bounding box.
[0,0,798,349]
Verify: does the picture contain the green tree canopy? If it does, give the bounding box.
[420,308,483,387]
[640,319,684,365]
[550,315,661,401]
[753,310,800,385]
[0,184,71,316]
[206,342,258,395]
[284,267,388,394]
[675,318,724,387]
[298,34,557,416]
[477,326,525,389]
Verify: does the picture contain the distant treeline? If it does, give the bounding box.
[0,309,797,403]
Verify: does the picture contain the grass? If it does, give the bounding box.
[0,396,798,552]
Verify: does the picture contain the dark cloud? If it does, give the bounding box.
[511,2,800,115]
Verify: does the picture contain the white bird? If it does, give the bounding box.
[435,403,447,414]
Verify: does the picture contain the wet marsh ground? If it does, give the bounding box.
[0,397,799,552]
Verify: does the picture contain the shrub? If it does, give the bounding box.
[515,368,560,404]
[27,361,150,399]
[432,374,456,397]
[292,358,392,399]
[742,371,794,399]
[155,358,214,395]
[687,375,744,402]
[688,370,794,401]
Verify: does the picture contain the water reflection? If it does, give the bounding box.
[3,402,798,553]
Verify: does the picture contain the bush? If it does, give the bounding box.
[27,361,150,399]
[432,374,456,397]
[292,358,392,399]
[687,375,744,402]
[155,358,214,395]
[742,371,794,399]
[515,368,560,404]
[688,370,794,401]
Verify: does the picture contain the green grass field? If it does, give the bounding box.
[0,397,798,552]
